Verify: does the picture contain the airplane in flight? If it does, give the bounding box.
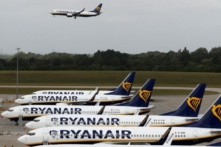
[18,95,221,146]
[25,84,206,129]
[1,79,155,122]
[50,3,102,19]
[15,72,136,105]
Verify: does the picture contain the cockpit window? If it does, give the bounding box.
[20,97,24,99]
[28,132,35,136]
[8,109,14,112]
[33,119,40,122]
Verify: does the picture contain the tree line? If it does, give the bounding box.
[0,47,221,72]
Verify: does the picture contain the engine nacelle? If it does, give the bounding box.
[67,13,73,17]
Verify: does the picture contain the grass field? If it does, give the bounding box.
[0,88,218,95]
[0,71,221,95]
[0,71,221,87]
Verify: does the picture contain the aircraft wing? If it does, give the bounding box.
[210,130,221,134]
[73,8,85,16]
[185,118,200,121]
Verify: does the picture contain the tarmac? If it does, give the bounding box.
[0,93,220,147]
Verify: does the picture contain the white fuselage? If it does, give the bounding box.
[18,126,169,146]
[50,10,100,17]
[15,93,132,105]
[18,126,221,146]
[32,90,112,95]
[25,114,199,129]
[1,105,153,121]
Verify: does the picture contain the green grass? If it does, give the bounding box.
[0,71,221,87]
[0,88,218,95]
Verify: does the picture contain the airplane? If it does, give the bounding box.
[32,72,136,96]
[25,84,206,129]
[1,79,155,122]
[15,72,136,105]
[50,3,102,19]
[17,95,221,146]
[31,133,221,147]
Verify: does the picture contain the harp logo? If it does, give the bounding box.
[139,90,151,103]
[32,96,37,101]
[187,97,201,112]
[23,108,29,114]
[212,105,221,121]
[49,130,58,139]
[51,117,58,124]
[96,6,101,12]
[122,82,132,92]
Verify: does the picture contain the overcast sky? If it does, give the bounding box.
[1,0,221,55]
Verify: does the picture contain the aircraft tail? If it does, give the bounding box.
[105,72,136,96]
[185,95,221,128]
[116,79,155,107]
[208,142,221,146]
[90,3,102,13]
[160,84,206,117]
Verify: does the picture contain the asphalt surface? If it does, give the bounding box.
[0,93,221,147]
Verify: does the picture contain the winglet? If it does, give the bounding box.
[163,132,174,146]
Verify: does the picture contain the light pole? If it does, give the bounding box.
[16,48,20,99]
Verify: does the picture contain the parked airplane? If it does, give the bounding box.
[1,79,155,122]
[25,84,206,129]
[50,3,102,19]
[32,72,135,96]
[15,72,136,105]
[18,95,221,146]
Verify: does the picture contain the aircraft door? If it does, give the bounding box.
[171,118,175,124]
[43,129,48,145]
[19,108,23,116]
[46,117,51,127]
[125,108,129,114]
[193,130,198,142]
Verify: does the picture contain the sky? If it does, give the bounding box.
[1,0,221,55]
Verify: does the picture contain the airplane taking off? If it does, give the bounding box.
[25,84,206,129]
[15,72,136,105]
[18,95,221,146]
[1,79,155,122]
[50,3,102,19]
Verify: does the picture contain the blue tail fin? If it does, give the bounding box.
[186,95,221,128]
[160,84,206,117]
[90,3,102,13]
[208,142,221,146]
[105,72,136,96]
[116,79,155,107]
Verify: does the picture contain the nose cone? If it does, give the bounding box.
[18,135,26,144]
[15,99,20,104]
[1,111,7,118]
[25,122,33,129]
